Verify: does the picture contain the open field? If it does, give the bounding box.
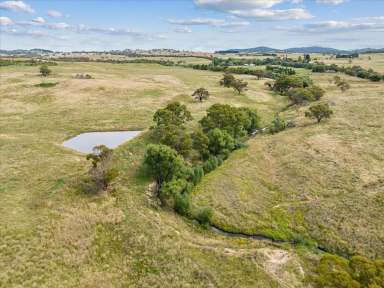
[192,72,384,257]
[1,56,383,286]
[0,61,306,287]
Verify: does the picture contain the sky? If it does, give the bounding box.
[0,0,383,51]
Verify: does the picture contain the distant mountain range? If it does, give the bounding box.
[0,49,54,55]
[216,46,384,54]
[1,47,384,56]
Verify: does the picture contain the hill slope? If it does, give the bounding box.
[192,73,384,258]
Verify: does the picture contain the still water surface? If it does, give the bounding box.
[63,131,141,153]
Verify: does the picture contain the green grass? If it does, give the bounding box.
[2,58,382,286]
[0,61,307,287]
[192,72,384,258]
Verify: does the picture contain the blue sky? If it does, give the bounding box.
[1,0,383,51]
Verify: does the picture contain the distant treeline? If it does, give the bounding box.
[211,57,383,82]
[0,59,58,67]
[184,63,296,79]
[336,53,359,59]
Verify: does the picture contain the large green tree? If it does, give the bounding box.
[153,102,192,128]
[144,144,186,189]
[158,125,193,158]
[200,104,259,138]
[273,75,312,95]
[192,129,210,160]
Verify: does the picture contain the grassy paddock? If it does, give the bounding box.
[0,61,307,287]
[192,72,384,257]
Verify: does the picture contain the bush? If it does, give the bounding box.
[207,128,235,158]
[203,156,221,173]
[288,87,315,104]
[39,65,51,77]
[308,85,325,100]
[86,145,118,192]
[189,166,205,185]
[174,194,191,216]
[74,74,93,79]
[34,82,58,88]
[195,207,213,227]
[307,254,384,288]
[220,73,236,87]
[192,129,210,160]
[305,103,333,123]
[269,116,287,134]
[192,87,209,102]
[159,178,190,208]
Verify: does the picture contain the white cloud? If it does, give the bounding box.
[0,16,13,25]
[316,0,345,5]
[174,27,192,33]
[169,18,225,26]
[32,17,45,24]
[47,10,62,17]
[168,18,250,27]
[195,0,310,21]
[195,0,294,10]
[220,20,250,27]
[0,1,34,13]
[231,8,312,20]
[280,19,384,33]
[47,22,70,30]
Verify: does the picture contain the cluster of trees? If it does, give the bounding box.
[308,254,384,288]
[186,63,295,80]
[210,57,383,82]
[220,73,248,94]
[266,74,333,125]
[267,75,326,105]
[144,102,260,222]
[265,65,296,77]
[336,53,359,58]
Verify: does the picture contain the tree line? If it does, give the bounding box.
[212,57,383,82]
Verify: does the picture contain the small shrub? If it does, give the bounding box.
[195,207,213,227]
[86,145,118,192]
[207,128,235,158]
[74,73,93,79]
[174,194,191,216]
[189,166,204,185]
[192,88,209,102]
[269,116,287,134]
[203,156,219,173]
[35,82,58,88]
[305,103,333,123]
[40,65,51,77]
